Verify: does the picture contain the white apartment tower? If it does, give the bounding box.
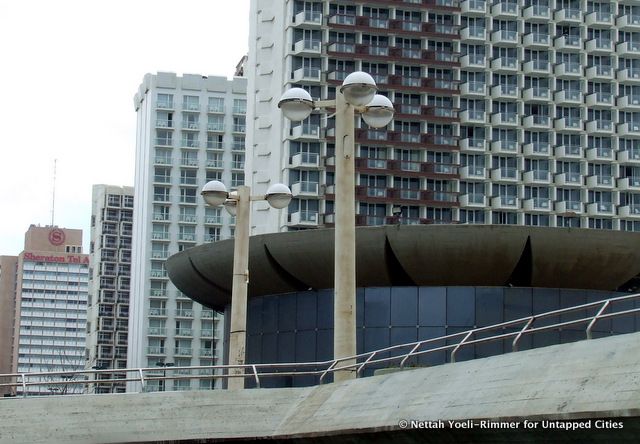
[247,0,640,233]
[130,73,244,391]
[86,184,134,393]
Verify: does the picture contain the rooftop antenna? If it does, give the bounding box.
[51,159,57,226]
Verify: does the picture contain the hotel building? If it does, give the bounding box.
[85,185,134,393]
[246,0,640,233]
[129,73,243,391]
[3,225,88,395]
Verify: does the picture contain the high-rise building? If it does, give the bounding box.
[130,73,243,391]
[85,185,134,393]
[247,0,640,233]
[3,225,88,396]
[0,255,18,396]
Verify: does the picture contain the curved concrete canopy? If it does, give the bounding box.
[166,225,640,310]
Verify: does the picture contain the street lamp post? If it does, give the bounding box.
[279,72,394,382]
[155,361,174,391]
[201,181,292,390]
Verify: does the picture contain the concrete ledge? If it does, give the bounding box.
[1,333,639,443]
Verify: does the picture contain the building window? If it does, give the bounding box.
[208,97,224,113]
[182,95,200,111]
[233,99,247,114]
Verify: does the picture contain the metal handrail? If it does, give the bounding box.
[1,293,639,397]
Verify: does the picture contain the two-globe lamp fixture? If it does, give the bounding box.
[201,180,292,390]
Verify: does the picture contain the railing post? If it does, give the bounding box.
[20,374,26,398]
[400,343,423,369]
[356,351,377,376]
[319,361,338,384]
[252,365,260,389]
[451,331,473,363]
[138,369,146,393]
[586,300,610,339]
[512,317,535,352]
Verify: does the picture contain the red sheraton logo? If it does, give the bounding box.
[48,228,66,246]
[24,252,89,264]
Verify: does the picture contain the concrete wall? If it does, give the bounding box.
[1,332,639,443]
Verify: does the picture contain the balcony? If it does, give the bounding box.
[293,10,322,27]
[291,181,320,197]
[459,109,486,124]
[523,32,550,49]
[523,141,550,157]
[461,0,486,15]
[617,122,640,137]
[554,172,582,187]
[459,138,486,151]
[585,38,613,54]
[289,211,320,227]
[491,139,518,154]
[617,41,640,58]
[491,56,518,72]
[156,101,173,110]
[174,347,192,356]
[585,65,614,80]
[459,165,486,180]
[586,147,614,161]
[291,123,321,140]
[459,193,486,207]
[619,205,640,218]
[491,195,518,210]
[522,115,550,129]
[460,26,486,41]
[292,39,321,55]
[617,14,640,31]
[291,67,321,83]
[553,35,581,51]
[491,167,518,182]
[554,8,582,23]
[522,59,551,75]
[522,86,550,102]
[555,200,583,214]
[175,328,193,337]
[491,29,518,46]
[155,119,173,129]
[618,68,640,83]
[586,119,614,135]
[554,117,583,133]
[460,81,486,96]
[523,198,551,212]
[585,11,613,27]
[289,152,320,169]
[553,89,582,105]
[491,84,517,100]
[523,4,549,21]
[554,62,581,78]
[617,95,640,110]
[148,308,167,317]
[491,1,518,18]
[618,149,640,164]
[175,309,194,318]
[587,202,614,217]
[460,54,486,70]
[617,176,640,191]
[491,112,518,127]
[146,347,165,355]
[585,92,614,107]
[586,175,614,189]
[523,170,551,184]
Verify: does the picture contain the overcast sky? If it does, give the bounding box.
[0,0,249,256]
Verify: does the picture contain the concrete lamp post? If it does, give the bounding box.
[201,180,292,390]
[278,72,394,382]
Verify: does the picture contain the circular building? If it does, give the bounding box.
[167,225,640,386]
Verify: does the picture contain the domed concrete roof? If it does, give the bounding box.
[166,225,640,310]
